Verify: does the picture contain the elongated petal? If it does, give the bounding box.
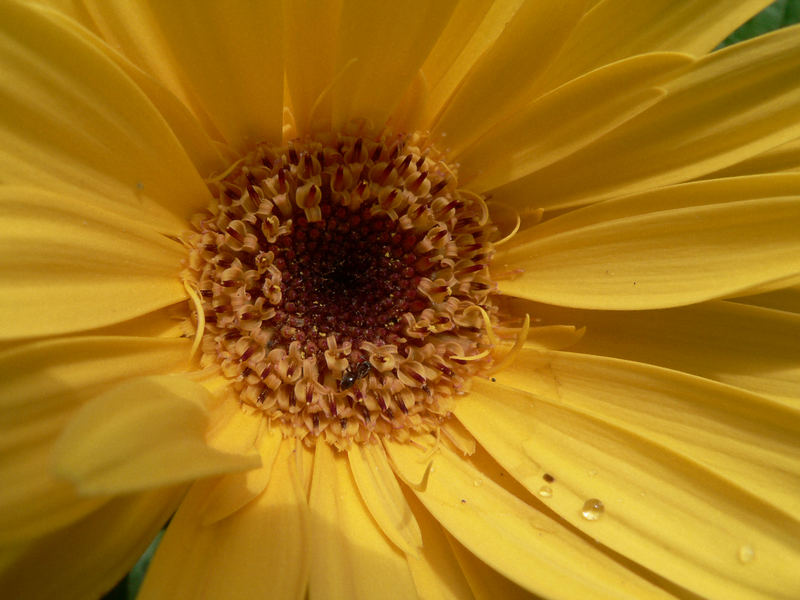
[393,440,673,599]
[139,439,310,600]
[331,0,456,132]
[458,53,691,191]
[133,1,284,151]
[282,0,341,134]
[497,196,800,309]
[53,375,260,494]
[0,1,208,230]
[447,533,540,600]
[348,442,422,556]
[309,442,417,600]
[492,25,800,210]
[0,186,186,339]
[507,297,800,400]
[539,0,773,88]
[455,377,800,600]
[199,427,282,525]
[734,285,800,314]
[0,485,184,600]
[417,0,506,124]
[703,135,800,181]
[382,435,434,488]
[0,336,190,543]
[403,492,472,600]
[430,0,584,155]
[496,350,800,515]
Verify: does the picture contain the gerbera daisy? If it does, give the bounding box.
[2,1,799,599]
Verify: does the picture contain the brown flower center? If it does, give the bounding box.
[183,131,499,447]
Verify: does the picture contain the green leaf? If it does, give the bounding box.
[126,530,164,599]
[720,0,800,47]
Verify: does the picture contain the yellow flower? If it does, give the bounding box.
[2,1,800,599]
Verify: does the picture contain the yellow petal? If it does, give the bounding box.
[507,297,800,400]
[0,336,190,543]
[430,0,585,155]
[0,485,184,600]
[139,439,310,600]
[309,442,417,600]
[0,1,208,231]
[447,532,539,600]
[703,136,800,179]
[199,426,282,526]
[495,349,800,516]
[497,195,800,309]
[734,284,800,314]
[133,1,285,151]
[456,372,800,599]
[492,25,800,211]
[347,442,422,556]
[0,186,186,340]
[396,441,672,599]
[403,491,472,600]
[419,0,525,127]
[331,0,457,132]
[382,434,434,489]
[457,52,691,192]
[53,375,260,494]
[282,0,341,134]
[539,0,773,88]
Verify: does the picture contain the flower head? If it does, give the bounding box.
[1,1,800,599]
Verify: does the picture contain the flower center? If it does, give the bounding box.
[183,131,499,447]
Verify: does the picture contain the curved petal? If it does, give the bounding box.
[497,196,800,310]
[457,52,692,191]
[331,0,457,132]
[504,297,800,401]
[417,0,520,128]
[430,0,585,155]
[734,284,800,314]
[702,136,800,179]
[308,442,417,600]
[0,485,184,600]
[139,439,310,600]
[403,491,473,600]
[0,186,187,340]
[539,0,773,88]
[491,25,800,211]
[53,375,261,495]
[347,442,422,556]
[494,349,800,513]
[393,440,674,599]
[198,426,282,526]
[0,1,209,230]
[87,1,285,152]
[447,532,543,600]
[0,335,190,543]
[455,377,800,600]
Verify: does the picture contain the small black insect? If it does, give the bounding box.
[340,361,372,390]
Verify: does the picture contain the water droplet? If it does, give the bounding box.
[473,479,483,487]
[587,469,598,478]
[538,485,552,498]
[738,545,755,564]
[581,498,604,521]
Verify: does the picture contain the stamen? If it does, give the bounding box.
[182,280,205,360]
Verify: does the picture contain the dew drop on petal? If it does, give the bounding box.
[581,498,604,521]
[738,545,755,564]
[473,479,483,487]
[538,485,552,498]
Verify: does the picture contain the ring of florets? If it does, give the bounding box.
[183,131,498,447]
